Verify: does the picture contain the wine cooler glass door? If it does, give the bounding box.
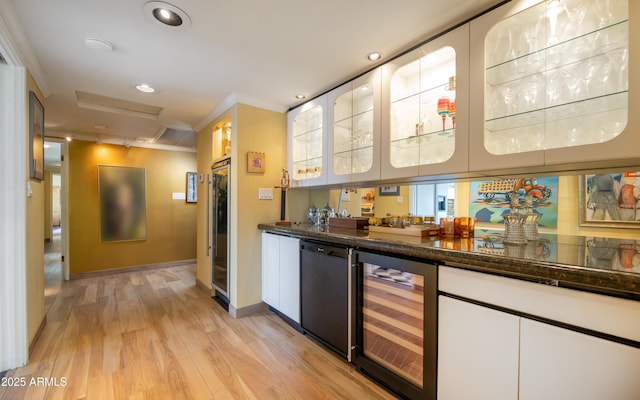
[353,251,437,400]
[211,160,230,300]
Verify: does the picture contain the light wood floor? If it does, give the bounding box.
[0,264,395,400]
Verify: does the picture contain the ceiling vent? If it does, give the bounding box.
[155,128,197,147]
[75,90,162,120]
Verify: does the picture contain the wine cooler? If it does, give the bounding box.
[352,251,437,400]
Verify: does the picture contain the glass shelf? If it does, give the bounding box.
[486,20,628,86]
[390,129,454,149]
[390,82,450,104]
[485,92,628,155]
[334,108,373,125]
[292,126,322,139]
[334,144,374,157]
[486,91,627,132]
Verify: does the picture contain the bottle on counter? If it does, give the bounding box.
[523,194,541,241]
[503,193,527,244]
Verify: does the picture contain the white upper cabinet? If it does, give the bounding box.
[381,24,470,180]
[470,0,636,173]
[287,95,328,187]
[327,69,382,184]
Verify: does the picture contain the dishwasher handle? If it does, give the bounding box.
[300,240,348,259]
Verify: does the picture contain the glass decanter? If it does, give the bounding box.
[523,194,541,241]
[503,192,527,244]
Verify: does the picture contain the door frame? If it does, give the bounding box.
[0,52,28,370]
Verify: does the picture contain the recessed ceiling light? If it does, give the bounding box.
[366,52,383,62]
[84,37,113,52]
[295,94,306,100]
[136,83,155,93]
[94,124,107,130]
[65,136,73,142]
[144,1,191,28]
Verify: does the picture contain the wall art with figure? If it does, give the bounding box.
[469,176,559,228]
[579,172,640,228]
[98,165,147,242]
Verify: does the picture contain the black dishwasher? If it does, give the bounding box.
[300,240,350,359]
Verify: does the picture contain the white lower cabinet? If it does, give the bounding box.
[438,283,640,400]
[438,296,519,400]
[519,319,640,400]
[261,232,300,323]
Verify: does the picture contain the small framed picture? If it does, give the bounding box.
[379,185,400,196]
[29,91,45,181]
[248,151,265,173]
[186,172,197,203]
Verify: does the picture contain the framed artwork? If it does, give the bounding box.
[583,236,640,272]
[579,172,640,229]
[98,165,147,242]
[29,91,44,181]
[186,172,197,203]
[379,185,400,196]
[469,176,559,228]
[247,151,265,173]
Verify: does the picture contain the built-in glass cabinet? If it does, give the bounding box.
[486,0,628,154]
[390,46,456,166]
[288,96,328,187]
[328,69,381,184]
[381,24,469,180]
[470,0,637,172]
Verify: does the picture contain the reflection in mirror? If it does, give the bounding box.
[327,183,456,223]
[409,183,456,223]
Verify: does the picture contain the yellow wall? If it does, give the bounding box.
[234,104,287,309]
[26,72,45,347]
[196,116,216,288]
[69,141,197,273]
[196,104,287,311]
[374,186,410,217]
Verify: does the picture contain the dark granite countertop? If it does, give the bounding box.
[258,222,640,300]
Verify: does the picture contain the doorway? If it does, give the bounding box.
[44,140,67,310]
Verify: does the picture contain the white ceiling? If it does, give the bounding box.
[3,0,504,148]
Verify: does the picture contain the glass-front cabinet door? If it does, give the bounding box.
[287,95,328,187]
[381,24,469,180]
[470,0,636,173]
[328,69,381,184]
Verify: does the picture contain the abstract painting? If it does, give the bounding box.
[98,165,147,242]
[469,177,559,228]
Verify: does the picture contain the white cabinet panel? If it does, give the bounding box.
[261,232,300,323]
[520,319,640,400]
[278,236,300,323]
[438,296,519,400]
[261,232,280,308]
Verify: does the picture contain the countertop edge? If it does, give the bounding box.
[258,223,640,300]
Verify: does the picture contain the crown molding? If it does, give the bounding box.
[0,0,50,96]
[193,92,287,132]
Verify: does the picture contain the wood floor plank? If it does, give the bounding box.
[2,264,394,400]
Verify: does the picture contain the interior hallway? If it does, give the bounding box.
[44,226,63,314]
[0,264,394,400]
